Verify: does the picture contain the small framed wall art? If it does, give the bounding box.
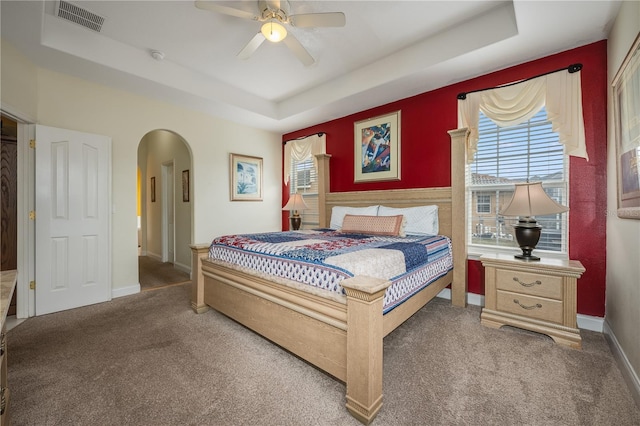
[354,110,401,183]
[230,153,263,201]
[150,176,156,202]
[182,169,190,202]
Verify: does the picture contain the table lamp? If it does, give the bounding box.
[282,193,308,230]
[500,182,568,261]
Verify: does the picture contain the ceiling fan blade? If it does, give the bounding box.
[237,32,266,59]
[264,0,281,10]
[283,34,315,66]
[289,12,346,28]
[194,1,258,21]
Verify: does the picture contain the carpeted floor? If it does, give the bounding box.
[6,284,640,426]
[138,255,190,290]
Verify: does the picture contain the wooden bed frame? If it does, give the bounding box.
[190,128,468,424]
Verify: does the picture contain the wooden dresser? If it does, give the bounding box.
[1,270,17,426]
[480,254,585,349]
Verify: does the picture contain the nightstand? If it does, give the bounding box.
[480,253,585,349]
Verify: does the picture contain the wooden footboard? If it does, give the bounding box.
[199,256,349,380]
[190,245,453,424]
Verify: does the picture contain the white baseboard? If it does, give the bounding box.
[436,288,485,306]
[174,261,191,275]
[145,252,162,262]
[437,290,603,332]
[466,292,484,307]
[577,313,604,332]
[436,288,451,300]
[604,320,640,409]
[112,283,140,299]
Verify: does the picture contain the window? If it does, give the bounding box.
[468,108,568,255]
[296,168,312,189]
[476,193,491,214]
[285,134,326,230]
[289,157,319,229]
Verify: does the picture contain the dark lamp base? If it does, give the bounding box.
[515,253,541,261]
[290,216,302,231]
[513,219,542,262]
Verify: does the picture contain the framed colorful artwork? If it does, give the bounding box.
[230,153,263,201]
[354,111,401,182]
[613,32,640,219]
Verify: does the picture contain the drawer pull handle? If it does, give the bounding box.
[514,299,542,310]
[513,277,542,287]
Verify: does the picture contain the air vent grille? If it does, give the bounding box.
[55,1,105,32]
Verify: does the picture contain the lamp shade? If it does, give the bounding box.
[261,21,287,42]
[501,182,568,217]
[282,193,308,211]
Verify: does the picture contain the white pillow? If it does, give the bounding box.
[329,205,379,229]
[378,205,439,235]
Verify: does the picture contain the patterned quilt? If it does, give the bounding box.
[209,229,453,313]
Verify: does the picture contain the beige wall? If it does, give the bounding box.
[0,40,37,120]
[606,0,640,401]
[1,38,282,297]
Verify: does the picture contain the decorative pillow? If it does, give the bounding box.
[377,205,439,235]
[329,205,379,229]
[340,214,405,237]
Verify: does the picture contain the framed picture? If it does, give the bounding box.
[354,110,401,182]
[612,33,640,219]
[150,177,156,203]
[230,153,263,201]
[182,170,189,202]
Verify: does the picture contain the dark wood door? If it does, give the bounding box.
[1,136,18,271]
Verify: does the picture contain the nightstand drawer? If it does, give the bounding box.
[496,290,563,324]
[496,269,562,299]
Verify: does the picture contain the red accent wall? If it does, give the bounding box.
[283,41,607,317]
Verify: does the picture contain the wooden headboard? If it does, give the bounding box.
[323,187,453,239]
[314,128,469,307]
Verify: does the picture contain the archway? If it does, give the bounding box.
[137,129,193,290]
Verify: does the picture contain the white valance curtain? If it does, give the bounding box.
[283,133,326,185]
[458,69,588,163]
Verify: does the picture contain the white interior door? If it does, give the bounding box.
[35,125,111,315]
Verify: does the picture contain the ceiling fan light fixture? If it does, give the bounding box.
[261,20,287,42]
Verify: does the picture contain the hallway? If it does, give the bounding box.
[138,256,190,291]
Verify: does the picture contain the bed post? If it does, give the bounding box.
[190,244,211,313]
[341,276,392,425]
[448,128,469,308]
[315,153,331,228]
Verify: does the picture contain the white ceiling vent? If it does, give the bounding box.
[55,1,105,33]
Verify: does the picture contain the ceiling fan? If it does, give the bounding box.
[195,0,346,66]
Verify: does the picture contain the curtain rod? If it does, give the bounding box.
[456,63,582,100]
[283,132,325,145]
